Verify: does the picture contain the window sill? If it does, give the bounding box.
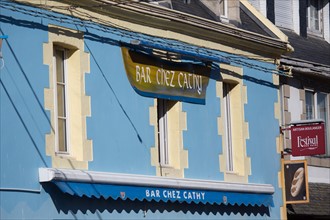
[160,164,173,168]
[307,29,324,39]
[225,171,239,175]
[55,152,72,158]
[220,16,229,24]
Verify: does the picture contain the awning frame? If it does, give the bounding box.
[39,168,274,194]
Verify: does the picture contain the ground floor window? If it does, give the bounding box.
[157,99,170,166]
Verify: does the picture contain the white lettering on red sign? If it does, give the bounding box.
[297,136,318,150]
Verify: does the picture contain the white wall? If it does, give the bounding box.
[308,166,330,183]
[292,0,300,34]
[288,86,303,122]
[323,1,330,43]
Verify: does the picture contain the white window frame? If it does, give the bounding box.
[307,0,323,35]
[305,89,316,120]
[305,90,328,120]
[305,89,330,155]
[220,0,228,20]
[223,83,233,171]
[158,99,169,166]
[53,46,70,155]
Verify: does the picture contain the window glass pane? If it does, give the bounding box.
[220,0,225,16]
[223,83,233,171]
[158,99,169,165]
[55,50,65,83]
[57,84,66,117]
[309,0,320,30]
[317,93,327,121]
[54,47,68,154]
[305,91,315,119]
[317,93,329,155]
[58,118,67,152]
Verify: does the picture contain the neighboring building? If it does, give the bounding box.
[1,0,292,219]
[248,0,330,219]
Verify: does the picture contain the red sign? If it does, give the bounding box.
[291,123,325,156]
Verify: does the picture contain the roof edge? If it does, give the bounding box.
[240,0,289,42]
[13,0,292,58]
[281,57,330,79]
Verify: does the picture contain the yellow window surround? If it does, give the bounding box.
[217,63,251,183]
[43,25,92,170]
[150,99,188,178]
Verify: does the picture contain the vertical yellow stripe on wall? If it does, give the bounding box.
[273,73,287,219]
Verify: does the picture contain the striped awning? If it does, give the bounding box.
[39,168,274,206]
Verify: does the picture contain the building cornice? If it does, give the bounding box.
[281,56,330,79]
[14,0,293,59]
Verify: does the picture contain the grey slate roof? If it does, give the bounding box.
[170,0,272,37]
[170,0,329,71]
[239,7,271,37]
[288,183,330,217]
[171,0,215,21]
[281,29,330,67]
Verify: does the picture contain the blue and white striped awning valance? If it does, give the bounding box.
[39,168,274,207]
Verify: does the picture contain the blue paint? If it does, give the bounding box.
[1,1,283,219]
[85,43,155,175]
[242,60,283,219]
[52,181,274,206]
[136,40,230,64]
[183,79,223,181]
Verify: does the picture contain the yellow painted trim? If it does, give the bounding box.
[280,159,288,220]
[150,99,188,178]
[279,170,287,220]
[217,64,251,183]
[281,206,287,220]
[274,74,286,219]
[44,25,92,169]
[273,74,282,154]
[240,0,288,42]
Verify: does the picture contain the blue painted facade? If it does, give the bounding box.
[1,1,283,219]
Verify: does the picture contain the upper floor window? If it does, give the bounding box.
[305,90,315,119]
[305,90,327,120]
[223,83,234,171]
[218,63,251,183]
[54,47,69,154]
[305,90,329,155]
[220,0,228,18]
[307,0,323,34]
[44,25,92,169]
